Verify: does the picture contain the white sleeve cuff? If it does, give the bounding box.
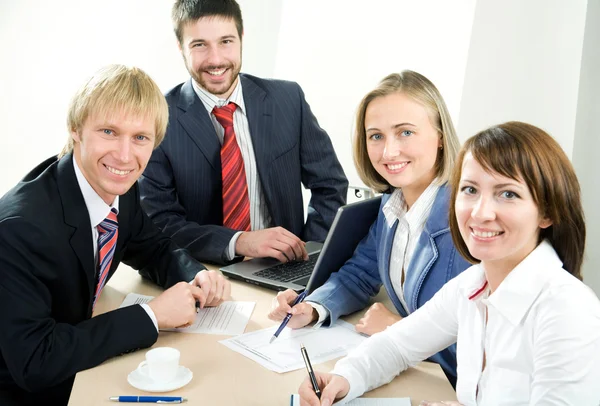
[140,303,159,332]
[328,366,367,405]
[226,231,244,261]
[306,301,329,328]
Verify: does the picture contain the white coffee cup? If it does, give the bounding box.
[137,347,180,383]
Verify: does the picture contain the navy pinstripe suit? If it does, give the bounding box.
[139,74,348,264]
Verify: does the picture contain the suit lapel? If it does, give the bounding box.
[241,74,273,195]
[177,79,221,171]
[56,154,96,298]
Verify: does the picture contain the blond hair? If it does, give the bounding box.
[60,64,168,157]
[353,70,460,193]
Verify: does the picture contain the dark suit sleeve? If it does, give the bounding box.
[0,217,158,393]
[122,184,207,287]
[296,84,348,242]
[139,146,238,265]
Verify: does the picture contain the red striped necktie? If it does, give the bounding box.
[93,208,118,309]
[213,102,251,231]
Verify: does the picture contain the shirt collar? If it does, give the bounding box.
[192,76,246,115]
[382,180,440,229]
[73,157,119,229]
[462,240,563,325]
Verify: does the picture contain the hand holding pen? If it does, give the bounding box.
[269,291,307,343]
[267,289,319,331]
[297,369,351,406]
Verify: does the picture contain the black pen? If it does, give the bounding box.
[300,343,321,399]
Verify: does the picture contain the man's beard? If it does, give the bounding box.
[190,62,241,97]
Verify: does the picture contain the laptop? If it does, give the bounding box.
[219,195,382,292]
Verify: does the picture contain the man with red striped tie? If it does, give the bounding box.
[0,65,231,406]
[139,0,348,266]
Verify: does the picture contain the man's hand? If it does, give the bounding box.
[191,270,231,307]
[147,282,205,329]
[298,372,350,406]
[268,289,317,329]
[355,302,402,336]
[235,227,308,262]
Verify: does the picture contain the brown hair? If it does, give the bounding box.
[60,64,168,157]
[172,0,244,44]
[353,71,460,193]
[449,121,586,279]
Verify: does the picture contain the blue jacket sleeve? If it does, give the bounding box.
[306,213,383,326]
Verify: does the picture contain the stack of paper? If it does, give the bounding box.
[220,320,366,373]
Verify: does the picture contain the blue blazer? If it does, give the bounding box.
[139,74,348,264]
[307,185,470,384]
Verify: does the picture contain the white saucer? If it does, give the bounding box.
[127,365,193,392]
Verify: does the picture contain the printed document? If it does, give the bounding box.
[220,320,366,373]
[119,293,254,335]
[291,395,410,405]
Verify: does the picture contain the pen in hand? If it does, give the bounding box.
[300,343,321,399]
[269,290,307,343]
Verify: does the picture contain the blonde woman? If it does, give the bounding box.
[270,71,470,385]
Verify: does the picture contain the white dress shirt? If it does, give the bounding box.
[309,181,439,324]
[73,159,158,331]
[193,79,272,260]
[330,240,600,405]
[382,182,439,313]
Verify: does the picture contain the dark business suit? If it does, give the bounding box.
[0,154,203,406]
[139,73,348,264]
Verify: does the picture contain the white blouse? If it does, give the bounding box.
[330,240,600,405]
[382,182,439,313]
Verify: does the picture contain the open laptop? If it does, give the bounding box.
[219,195,382,292]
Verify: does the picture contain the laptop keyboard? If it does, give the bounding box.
[254,253,319,283]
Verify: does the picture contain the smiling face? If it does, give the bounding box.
[179,16,242,99]
[455,153,552,273]
[365,92,442,206]
[72,111,155,205]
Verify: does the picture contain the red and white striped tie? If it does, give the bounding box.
[213,102,251,231]
[93,208,118,308]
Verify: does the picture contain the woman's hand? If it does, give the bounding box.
[298,372,350,406]
[355,302,402,335]
[268,289,317,329]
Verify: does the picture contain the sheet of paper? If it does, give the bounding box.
[219,320,366,373]
[291,395,410,406]
[119,292,254,336]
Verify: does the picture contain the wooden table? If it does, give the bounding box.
[68,265,456,405]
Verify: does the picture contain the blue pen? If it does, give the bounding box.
[270,290,307,343]
[109,396,187,403]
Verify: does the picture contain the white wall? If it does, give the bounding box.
[274,0,476,187]
[572,0,600,292]
[457,0,588,153]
